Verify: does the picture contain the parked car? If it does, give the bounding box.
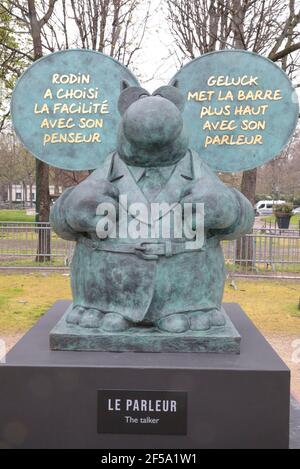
[292,207,300,215]
[255,200,286,216]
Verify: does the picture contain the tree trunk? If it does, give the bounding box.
[29,183,33,208]
[27,0,51,262]
[8,183,12,209]
[35,159,50,262]
[22,181,26,208]
[240,168,257,206]
[232,0,257,206]
[53,167,60,195]
[235,169,257,269]
[232,0,255,268]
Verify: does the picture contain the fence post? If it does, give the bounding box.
[269,236,275,272]
[252,236,256,271]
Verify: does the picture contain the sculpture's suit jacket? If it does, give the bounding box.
[51,150,254,322]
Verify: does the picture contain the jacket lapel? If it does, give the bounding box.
[108,153,151,225]
[151,151,195,221]
[107,151,201,226]
[190,149,202,179]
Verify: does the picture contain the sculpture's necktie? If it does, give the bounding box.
[139,167,166,200]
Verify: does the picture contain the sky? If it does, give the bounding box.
[40,0,300,94]
[131,0,300,97]
[129,0,180,92]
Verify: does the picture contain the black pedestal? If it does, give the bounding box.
[0,301,291,449]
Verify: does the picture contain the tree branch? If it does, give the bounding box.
[0,111,10,132]
[1,43,34,61]
[38,0,58,28]
[270,41,300,61]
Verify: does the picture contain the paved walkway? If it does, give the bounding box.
[266,334,300,403]
[290,398,300,449]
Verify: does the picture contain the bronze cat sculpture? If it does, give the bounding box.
[50,82,254,334]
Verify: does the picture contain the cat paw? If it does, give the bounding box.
[157,313,189,333]
[101,313,131,332]
[66,305,85,325]
[79,308,104,328]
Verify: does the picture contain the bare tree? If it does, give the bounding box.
[166,0,300,205]
[19,145,35,207]
[257,129,300,202]
[28,0,57,260]
[1,1,58,260]
[68,0,150,66]
[1,140,36,207]
[166,0,300,268]
[44,0,150,186]
[0,0,149,261]
[0,133,22,208]
[49,166,89,190]
[166,0,233,58]
[0,1,29,131]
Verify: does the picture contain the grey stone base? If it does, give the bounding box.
[0,301,292,448]
[49,304,241,353]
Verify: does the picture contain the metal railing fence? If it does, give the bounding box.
[0,222,73,268]
[0,222,299,277]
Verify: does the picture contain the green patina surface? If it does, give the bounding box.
[49,80,254,352]
[171,50,299,172]
[11,49,138,170]
[49,304,241,353]
[11,49,298,353]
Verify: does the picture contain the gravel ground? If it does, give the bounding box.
[0,333,24,360]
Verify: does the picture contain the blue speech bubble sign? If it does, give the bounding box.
[11,49,139,170]
[170,50,299,172]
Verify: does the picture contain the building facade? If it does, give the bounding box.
[6,184,62,204]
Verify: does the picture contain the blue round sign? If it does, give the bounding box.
[11,49,139,170]
[170,50,299,172]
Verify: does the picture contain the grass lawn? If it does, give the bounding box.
[224,280,300,334]
[0,210,35,222]
[0,259,67,267]
[0,273,71,333]
[0,274,299,335]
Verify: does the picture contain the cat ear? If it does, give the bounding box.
[118,86,150,115]
[120,79,131,91]
[153,85,184,111]
[170,78,179,88]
